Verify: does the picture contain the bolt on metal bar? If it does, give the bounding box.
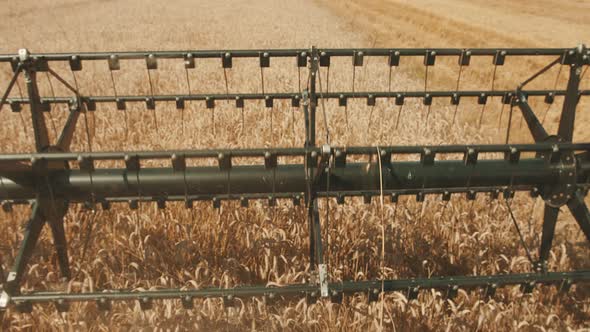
[0,48,576,63]
[5,270,589,305]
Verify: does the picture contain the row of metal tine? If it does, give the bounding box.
[7,90,568,115]
[11,276,574,314]
[9,47,588,73]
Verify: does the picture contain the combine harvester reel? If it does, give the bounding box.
[0,45,588,312]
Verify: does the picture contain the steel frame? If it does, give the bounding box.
[0,45,588,312]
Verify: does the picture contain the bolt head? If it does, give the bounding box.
[18,49,30,61]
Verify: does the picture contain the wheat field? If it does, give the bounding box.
[0,0,589,330]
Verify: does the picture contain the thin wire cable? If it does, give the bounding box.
[394,89,407,130]
[326,67,330,96]
[14,79,28,136]
[478,103,487,129]
[324,152,332,273]
[384,65,394,142]
[183,67,192,137]
[223,68,230,103]
[451,65,463,125]
[295,66,301,139]
[541,58,565,125]
[376,146,385,330]
[260,66,265,95]
[479,64,498,128]
[505,199,535,265]
[316,64,330,145]
[269,103,274,146]
[505,101,515,144]
[43,72,59,139]
[146,68,159,133]
[423,65,433,130]
[108,69,128,139]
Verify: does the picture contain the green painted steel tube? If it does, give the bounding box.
[9,270,590,303]
[0,158,570,202]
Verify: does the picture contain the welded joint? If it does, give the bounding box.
[561,44,587,66]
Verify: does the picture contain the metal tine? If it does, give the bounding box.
[366,94,376,135]
[221,52,233,104]
[266,96,274,145]
[477,93,488,129]
[2,200,13,213]
[505,96,516,144]
[9,100,21,112]
[205,96,216,136]
[43,72,59,139]
[223,294,235,308]
[240,196,249,208]
[15,300,33,314]
[394,93,405,130]
[330,289,343,304]
[156,198,166,210]
[129,199,139,210]
[479,51,504,128]
[108,54,120,71]
[235,96,246,135]
[520,280,536,294]
[264,151,277,169]
[445,285,459,300]
[182,53,194,138]
[69,55,82,71]
[484,283,497,299]
[306,291,319,305]
[107,55,128,139]
[291,95,299,139]
[97,298,111,311]
[218,152,231,170]
[145,54,159,133]
[559,279,573,293]
[259,52,268,97]
[406,286,420,301]
[423,51,436,127]
[288,194,299,206]
[498,92,514,137]
[139,296,152,310]
[101,200,111,211]
[367,288,380,303]
[423,94,433,124]
[181,295,194,309]
[541,52,567,125]
[451,50,470,125]
[54,299,69,313]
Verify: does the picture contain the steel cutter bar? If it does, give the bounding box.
[0,45,589,311]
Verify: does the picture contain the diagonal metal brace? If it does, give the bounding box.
[0,63,22,112]
[515,91,549,143]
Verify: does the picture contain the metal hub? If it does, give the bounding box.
[539,136,577,207]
